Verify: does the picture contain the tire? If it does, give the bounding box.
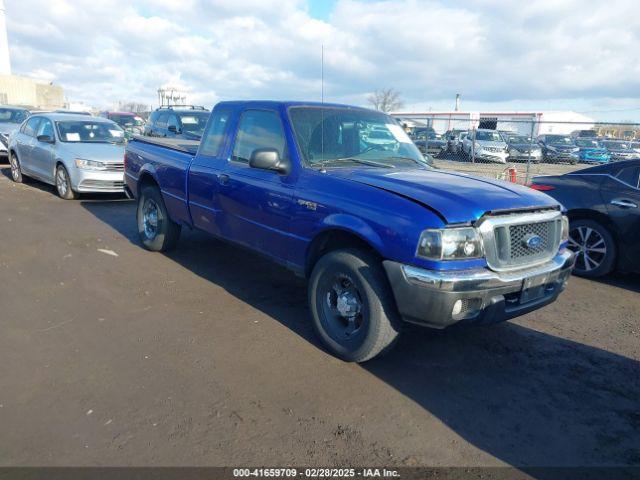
[9,151,23,183]
[568,219,616,278]
[55,164,78,200]
[308,248,401,362]
[136,185,181,252]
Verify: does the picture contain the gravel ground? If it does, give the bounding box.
[0,165,638,469]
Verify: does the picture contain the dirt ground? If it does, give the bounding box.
[0,165,638,469]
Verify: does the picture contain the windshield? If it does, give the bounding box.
[575,139,601,148]
[546,135,573,145]
[0,108,29,124]
[177,112,209,135]
[56,121,125,143]
[603,141,630,150]
[475,130,503,142]
[289,107,426,167]
[507,135,531,143]
[109,114,144,127]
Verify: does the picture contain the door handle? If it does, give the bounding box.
[217,174,230,185]
[610,198,638,209]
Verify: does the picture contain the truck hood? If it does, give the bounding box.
[329,168,559,224]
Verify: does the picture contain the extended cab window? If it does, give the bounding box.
[200,110,230,156]
[232,110,285,163]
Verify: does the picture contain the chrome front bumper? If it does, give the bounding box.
[383,250,575,328]
[70,169,125,193]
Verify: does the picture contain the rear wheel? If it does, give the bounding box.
[9,152,23,183]
[568,219,616,278]
[55,164,78,200]
[136,185,181,251]
[308,248,401,362]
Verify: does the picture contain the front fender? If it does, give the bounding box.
[317,213,386,254]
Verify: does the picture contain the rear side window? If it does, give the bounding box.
[23,117,41,137]
[616,166,640,189]
[167,115,179,130]
[200,110,230,156]
[232,110,286,163]
[156,113,169,128]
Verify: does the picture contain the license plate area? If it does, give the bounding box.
[520,273,550,304]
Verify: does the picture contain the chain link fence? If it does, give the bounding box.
[392,113,640,185]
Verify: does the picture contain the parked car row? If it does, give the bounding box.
[409,126,640,165]
[1,103,216,197]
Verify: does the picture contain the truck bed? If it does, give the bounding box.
[130,135,200,155]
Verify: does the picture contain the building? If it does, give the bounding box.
[0,74,65,109]
[0,0,65,110]
[392,110,596,137]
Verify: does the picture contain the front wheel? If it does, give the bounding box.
[136,185,181,251]
[568,219,616,278]
[308,249,401,362]
[55,164,78,200]
[9,152,23,183]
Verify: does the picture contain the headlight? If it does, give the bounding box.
[510,149,520,155]
[547,146,557,152]
[561,216,569,243]
[417,227,483,260]
[75,158,106,170]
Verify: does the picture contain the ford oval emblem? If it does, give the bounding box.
[523,234,542,249]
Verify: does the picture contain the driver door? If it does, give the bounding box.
[31,118,56,182]
[215,108,295,262]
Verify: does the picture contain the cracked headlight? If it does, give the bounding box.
[417,227,483,260]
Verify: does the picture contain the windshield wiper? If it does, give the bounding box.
[315,157,395,169]
[385,156,428,166]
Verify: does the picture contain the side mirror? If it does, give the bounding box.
[37,134,54,144]
[249,148,288,174]
[167,125,178,133]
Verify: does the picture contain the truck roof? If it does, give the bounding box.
[214,100,376,111]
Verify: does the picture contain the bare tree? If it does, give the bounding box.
[367,88,404,113]
[118,101,152,113]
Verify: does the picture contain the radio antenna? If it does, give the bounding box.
[321,43,324,164]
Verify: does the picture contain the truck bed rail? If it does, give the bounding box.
[130,135,200,155]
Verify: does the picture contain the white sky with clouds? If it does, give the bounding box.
[5,0,640,120]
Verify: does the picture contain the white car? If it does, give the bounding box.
[462,129,509,163]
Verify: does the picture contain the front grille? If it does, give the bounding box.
[103,163,124,172]
[79,180,125,190]
[509,222,550,259]
[478,211,562,271]
[484,146,504,153]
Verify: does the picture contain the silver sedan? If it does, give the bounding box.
[7,113,126,199]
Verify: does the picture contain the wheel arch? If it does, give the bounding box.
[566,208,619,243]
[137,168,160,195]
[305,227,382,278]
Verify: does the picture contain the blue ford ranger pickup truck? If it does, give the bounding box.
[124,101,575,362]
